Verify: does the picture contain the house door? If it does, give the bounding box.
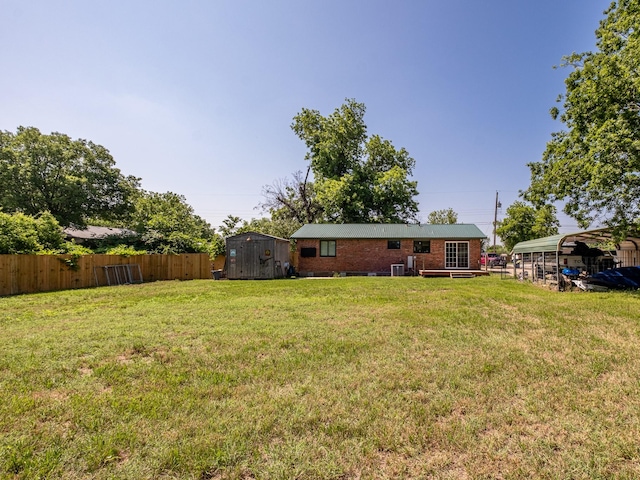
[445,242,469,269]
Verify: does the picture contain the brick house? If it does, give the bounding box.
[291,224,486,276]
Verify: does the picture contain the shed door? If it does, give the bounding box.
[237,240,273,279]
[256,240,273,279]
[243,241,261,279]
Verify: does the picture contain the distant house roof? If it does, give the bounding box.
[64,226,137,240]
[291,223,486,240]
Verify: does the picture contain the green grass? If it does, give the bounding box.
[2,276,640,479]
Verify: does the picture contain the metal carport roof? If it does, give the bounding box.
[512,228,640,254]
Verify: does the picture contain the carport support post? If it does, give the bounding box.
[531,253,535,282]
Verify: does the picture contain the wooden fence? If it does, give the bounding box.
[0,253,215,296]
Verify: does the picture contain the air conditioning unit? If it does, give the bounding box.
[391,264,404,276]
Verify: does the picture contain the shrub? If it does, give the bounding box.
[0,211,67,254]
[0,212,39,253]
[104,244,146,256]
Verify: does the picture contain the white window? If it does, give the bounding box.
[445,242,469,269]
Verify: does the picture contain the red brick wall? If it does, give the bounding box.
[469,239,483,270]
[295,238,483,275]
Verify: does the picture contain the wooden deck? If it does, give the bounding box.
[419,269,491,278]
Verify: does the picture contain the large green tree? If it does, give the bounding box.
[279,99,419,223]
[129,191,218,254]
[496,201,560,251]
[525,1,640,237]
[0,127,140,227]
[427,208,458,224]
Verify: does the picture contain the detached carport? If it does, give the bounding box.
[511,228,640,287]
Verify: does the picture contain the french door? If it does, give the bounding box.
[445,241,469,269]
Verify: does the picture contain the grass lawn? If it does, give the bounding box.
[2,276,640,479]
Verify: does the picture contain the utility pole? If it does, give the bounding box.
[493,191,501,253]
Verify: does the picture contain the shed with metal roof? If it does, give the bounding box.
[225,232,291,280]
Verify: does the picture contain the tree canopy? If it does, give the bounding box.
[264,99,419,224]
[0,127,228,255]
[525,1,640,237]
[0,127,140,227]
[496,201,560,251]
[129,191,220,254]
[427,208,458,224]
[260,169,322,226]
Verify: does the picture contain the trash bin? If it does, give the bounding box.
[212,269,221,280]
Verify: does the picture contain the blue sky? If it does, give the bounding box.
[1,1,609,239]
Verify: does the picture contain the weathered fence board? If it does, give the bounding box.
[0,254,213,296]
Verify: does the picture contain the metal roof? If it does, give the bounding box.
[225,231,290,242]
[64,226,137,240]
[511,228,640,254]
[290,223,487,240]
[511,234,567,254]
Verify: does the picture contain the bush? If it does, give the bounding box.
[104,244,146,256]
[57,242,94,256]
[35,212,66,251]
[0,211,67,254]
[0,212,40,253]
[141,230,209,254]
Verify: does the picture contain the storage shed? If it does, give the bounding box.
[225,232,291,280]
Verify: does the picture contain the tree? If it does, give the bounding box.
[283,99,419,223]
[0,127,140,227]
[525,1,640,237]
[243,216,301,240]
[496,201,560,251]
[427,208,458,224]
[218,214,300,243]
[0,211,66,254]
[129,191,217,254]
[260,169,322,225]
[218,215,246,238]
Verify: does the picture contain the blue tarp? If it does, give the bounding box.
[588,267,640,289]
